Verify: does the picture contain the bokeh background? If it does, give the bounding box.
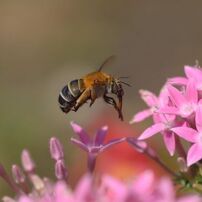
[1,0,202,196]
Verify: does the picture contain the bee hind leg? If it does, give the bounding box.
[103,95,123,121]
[74,88,91,110]
[89,88,97,107]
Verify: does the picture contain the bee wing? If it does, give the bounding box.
[97,55,116,72]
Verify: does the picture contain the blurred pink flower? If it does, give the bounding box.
[1,127,201,202]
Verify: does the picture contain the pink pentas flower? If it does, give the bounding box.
[130,89,159,123]
[160,80,198,119]
[130,87,170,124]
[137,112,177,156]
[184,66,202,91]
[171,105,202,166]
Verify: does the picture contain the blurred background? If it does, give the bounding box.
[0,0,202,196]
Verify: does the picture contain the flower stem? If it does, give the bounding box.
[127,137,178,177]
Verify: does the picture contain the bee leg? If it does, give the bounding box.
[74,88,91,110]
[89,88,97,107]
[117,95,123,121]
[103,95,123,121]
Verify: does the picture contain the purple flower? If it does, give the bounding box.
[70,121,125,173]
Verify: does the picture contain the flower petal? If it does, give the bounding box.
[130,109,152,123]
[185,79,198,104]
[139,89,158,107]
[101,138,126,152]
[132,170,154,195]
[187,143,202,166]
[94,126,108,146]
[167,85,186,108]
[75,174,93,201]
[157,106,178,115]
[70,138,89,152]
[167,76,188,85]
[138,123,165,140]
[195,105,202,132]
[70,121,90,144]
[171,127,197,143]
[163,132,175,156]
[184,65,202,81]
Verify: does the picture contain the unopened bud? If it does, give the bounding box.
[21,150,35,173]
[55,160,68,180]
[50,137,64,160]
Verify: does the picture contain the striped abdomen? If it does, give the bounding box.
[58,79,82,113]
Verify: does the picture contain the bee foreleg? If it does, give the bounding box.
[74,88,91,110]
[103,95,123,121]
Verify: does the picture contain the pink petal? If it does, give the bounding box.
[158,86,170,107]
[187,143,202,166]
[163,132,175,156]
[184,65,202,81]
[70,121,90,144]
[167,85,186,108]
[156,177,175,201]
[55,181,74,202]
[195,105,202,131]
[167,76,188,85]
[95,126,108,146]
[171,127,197,143]
[157,106,178,115]
[100,175,126,201]
[139,89,158,107]
[74,174,93,201]
[132,170,154,195]
[18,196,33,202]
[138,123,165,140]
[185,79,198,103]
[130,109,152,123]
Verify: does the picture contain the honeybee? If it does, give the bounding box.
[58,56,129,121]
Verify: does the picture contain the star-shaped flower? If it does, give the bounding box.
[70,122,125,172]
[171,105,202,166]
[159,80,198,119]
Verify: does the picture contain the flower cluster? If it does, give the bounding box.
[1,123,201,202]
[130,65,202,167]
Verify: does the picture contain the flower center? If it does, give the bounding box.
[180,103,195,118]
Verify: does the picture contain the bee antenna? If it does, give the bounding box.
[97,55,115,72]
[120,81,132,87]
